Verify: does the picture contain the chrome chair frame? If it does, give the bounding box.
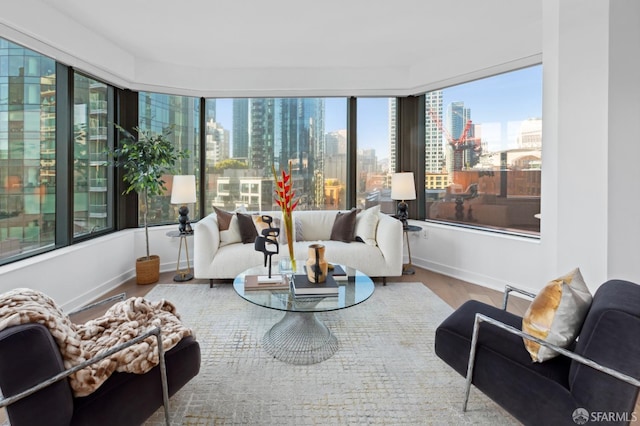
[0,293,172,426]
[463,285,640,412]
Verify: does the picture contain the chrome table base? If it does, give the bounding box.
[262,311,339,365]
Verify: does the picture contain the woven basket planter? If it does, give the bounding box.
[136,255,160,285]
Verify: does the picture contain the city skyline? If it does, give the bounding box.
[212,64,542,160]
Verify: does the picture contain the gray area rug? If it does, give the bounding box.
[142,282,517,425]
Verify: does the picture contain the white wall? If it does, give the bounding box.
[607,0,640,282]
[0,226,192,311]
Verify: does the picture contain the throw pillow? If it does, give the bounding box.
[330,209,357,243]
[214,206,242,247]
[354,205,380,246]
[237,212,258,244]
[213,206,233,231]
[521,268,593,362]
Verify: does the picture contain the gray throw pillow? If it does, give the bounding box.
[237,212,258,244]
[330,210,357,243]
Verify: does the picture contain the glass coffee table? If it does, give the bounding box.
[233,263,375,365]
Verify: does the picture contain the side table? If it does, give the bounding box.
[402,225,422,275]
[166,230,194,282]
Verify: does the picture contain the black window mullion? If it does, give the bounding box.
[346,97,357,209]
[55,63,73,247]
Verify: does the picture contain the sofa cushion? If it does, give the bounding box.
[330,209,357,243]
[294,211,335,241]
[354,205,380,246]
[522,268,592,362]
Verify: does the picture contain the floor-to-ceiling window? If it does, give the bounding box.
[138,92,201,225]
[203,97,347,214]
[0,31,544,267]
[424,65,542,236]
[73,73,113,237]
[0,38,56,260]
[356,98,395,213]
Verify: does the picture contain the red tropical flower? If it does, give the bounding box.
[272,161,298,269]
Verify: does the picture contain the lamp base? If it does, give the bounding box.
[178,205,191,234]
[397,201,409,229]
[173,272,194,282]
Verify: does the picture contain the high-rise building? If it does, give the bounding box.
[249,98,325,209]
[205,119,230,164]
[388,98,397,174]
[0,45,57,255]
[425,91,444,176]
[446,100,474,172]
[232,99,249,159]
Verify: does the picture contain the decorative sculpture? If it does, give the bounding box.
[306,243,328,283]
[254,215,280,278]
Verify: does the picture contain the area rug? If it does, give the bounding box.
[142,282,518,425]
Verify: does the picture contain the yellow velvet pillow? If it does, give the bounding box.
[521,268,592,362]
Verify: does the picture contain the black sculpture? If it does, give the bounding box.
[253,215,280,278]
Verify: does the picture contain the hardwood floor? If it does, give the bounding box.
[71,265,531,322]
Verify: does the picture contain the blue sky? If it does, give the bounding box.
[213,64,542,158]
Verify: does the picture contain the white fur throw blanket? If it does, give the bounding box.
[0,288,193,397]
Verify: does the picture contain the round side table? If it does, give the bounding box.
[166,230,194,282]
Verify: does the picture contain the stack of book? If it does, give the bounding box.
[303,264,348,281]
[329,264,348,281]
[291,274,339,297]
[244,274,290,291]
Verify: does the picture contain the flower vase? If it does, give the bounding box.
[306,244,328,283]
[282,214,296,271]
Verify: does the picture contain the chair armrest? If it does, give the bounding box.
[462,312,640,412]
[502,284,537,310]
[0,326,172,426]
[68,293,126,316]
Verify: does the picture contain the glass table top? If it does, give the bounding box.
[233,263,375,313]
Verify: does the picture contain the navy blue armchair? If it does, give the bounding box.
[0,294,201,426]
[435,279,640,425]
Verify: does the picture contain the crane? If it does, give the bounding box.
[426,107,481,171]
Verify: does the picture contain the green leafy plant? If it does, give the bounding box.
[109,124,190,260]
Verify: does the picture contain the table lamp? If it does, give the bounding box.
[171,175,197,234]
[391,172,416,229]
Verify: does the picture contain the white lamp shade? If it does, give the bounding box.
[391,172,416,201]
[171,175,197,204]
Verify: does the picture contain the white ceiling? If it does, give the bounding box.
[2,0,542,96]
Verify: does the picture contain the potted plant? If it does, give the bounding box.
[109,124,190,284]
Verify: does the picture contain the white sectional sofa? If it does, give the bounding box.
[194,208,403,286]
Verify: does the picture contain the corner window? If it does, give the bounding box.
[424,65,542,236]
